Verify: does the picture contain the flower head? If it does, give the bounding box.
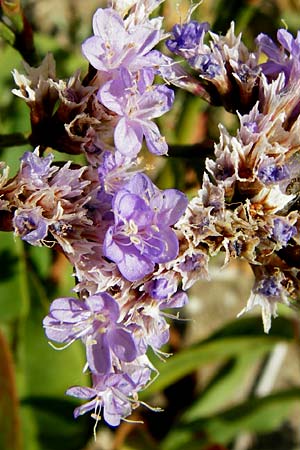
[67,372,137,427]
[166,21,210,59]
[103,173,188,281]
[43,293,137,373]
[82,7,161,78]
[98,68,174,156]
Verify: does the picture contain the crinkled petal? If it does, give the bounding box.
[103,392,129,427]
[142,120,168,155]
[113,191,148,220]
[114,118,143,156]
[277,29,293,52]
[81,36,108,71]
[118,250,154,282]
[137,85,174,120]
[66,386,96,400]
[43,316,76,343]
[73,399,98,418]
[98,79,125,115]
[153,189,188,225]
[86,334,112,374]
[108,328,137,362]
[152,228,179,263]
[92,8,125,42]
[103,227,125,264]
[49,297,89,323]
[125,172,156,200]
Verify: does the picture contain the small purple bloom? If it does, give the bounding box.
[190,54,221,78]
[258,163,289,184]
[103,173,188,282]
[66,372,136,427]
[13,208,48,245]
[82,8,161,77]
[272,218,297,246]
[145,276,177,300]
[97,151,133,195]
[243,121,259,133]
[98,69,174,157]
[43,292,137,374]
[256,277,281,298]
[166,21,210,58]
[256,29,300,82]
[20,150,55,188]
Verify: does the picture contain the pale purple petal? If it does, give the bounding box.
[98,80,125,115]
[86,334,112,374]
[86,292,119,321]
[103,227,126,264]
[43,316,75,343]
[81,36,108,71]
[118,250,154,282]
[154,228,179,262]
[277,29,293,52]
[161,292,189,309]
[137,85,174,120]
[125,172,156,200]
[113,191,148,220]
[256,33,282,59]
[114,118,143,156]
[73,399,97,418]
[92,8,125,44]
[152,189,188,225]
[142,120,168,155]
[108,328,137,362]
[66,386,96,399]
[49,297,89,323]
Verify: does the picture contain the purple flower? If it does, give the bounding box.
[20,150,55,188]
[103,173,188,282]
[256,277,281,298]
[272,218,297,246]
[98,68,174,156]
[66,372,136,427]
[81,8,161,77]
[13,208,48,245]
[256,29,300,82]
[258,163,289,184]
[145,276,177,300]
[43,293,137,374]
[166,21,210,58]
[190,54,222,78]
[132,290,188,351]
[97,151,133,195]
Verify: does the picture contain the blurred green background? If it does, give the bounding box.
[1,1,300,449]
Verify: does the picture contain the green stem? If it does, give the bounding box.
[0,20,15,46]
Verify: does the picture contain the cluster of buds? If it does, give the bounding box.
[0,0,299,429]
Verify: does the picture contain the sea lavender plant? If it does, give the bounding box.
[0,0,300,434]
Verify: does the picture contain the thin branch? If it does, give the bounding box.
[0,132,29,148]
[168,139,215,159]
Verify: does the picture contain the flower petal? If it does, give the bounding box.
[108,328,137,362]
[114,118,143,156]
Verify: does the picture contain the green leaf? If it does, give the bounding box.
[181,351,265,421]
[163,389,300,450]
[0,232,24,322]
[141,316,294,399]
[192,389,300,444]
[21,397,92,450]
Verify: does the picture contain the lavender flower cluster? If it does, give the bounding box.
[0,0,300,429]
